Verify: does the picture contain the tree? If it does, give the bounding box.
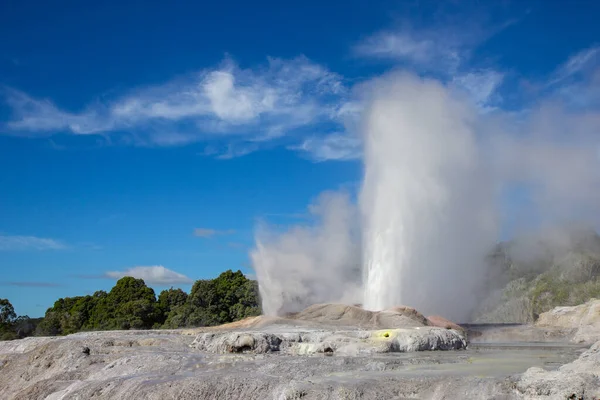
[30,270,262,336]
[0,299,18,340]
[13,316,41,338]
[156,288,188,326]
[0,299,16,325]
[107,277,156,304]
[106,277,158,329]
[36,278,160,334]
[185,270,260,327]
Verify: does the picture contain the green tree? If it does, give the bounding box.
[13,316,41,338]
[156,288,188,326]
[33,270,262,335]
[184,270,260,327]
[85,290,110,330]
[0,299,16,324]
[107,277,156,304]
[37,278,160,334]
[106,277,158,329]
[0,299,18,340]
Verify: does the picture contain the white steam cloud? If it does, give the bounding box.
[250,191,361,316]
[251,71,600,321]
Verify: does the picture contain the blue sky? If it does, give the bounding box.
[1,0,599,317]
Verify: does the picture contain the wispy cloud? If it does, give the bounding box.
[0,235,67,251]
[72,274,106,279]
[548,45,600,87]
[452,70,504,110]
[2,56,348,156]
[193,228,236,238]
[1,281,63,287]
[290,133,362,162]
[351,15,515,114]
[354,30,463,73]
[352,0,521,72]
[261,212,309,219]
[105,266,193,285]
[541,46,600,109]
[201,142,261,160]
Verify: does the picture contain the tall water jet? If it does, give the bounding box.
[360,73,496,320]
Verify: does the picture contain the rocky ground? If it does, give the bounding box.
[1,302,599,400]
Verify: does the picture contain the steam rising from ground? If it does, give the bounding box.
[250,191,361,316]
[251,71,600,320]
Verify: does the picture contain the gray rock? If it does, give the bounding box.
[191,327,467,355]
[536,299,600,344]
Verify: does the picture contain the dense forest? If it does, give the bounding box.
[0,270,260,340]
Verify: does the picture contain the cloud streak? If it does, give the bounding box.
[0,235,67,251]
[354,30,463,72]
[290,133,362,162]
[1,281,63,287]
[548,45,600,87]
[193,228,236,238]
[105,266,193,285]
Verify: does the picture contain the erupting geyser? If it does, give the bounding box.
[252,73,496,321]
[361,74,495,319]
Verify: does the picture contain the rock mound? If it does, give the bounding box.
[191,327,467,355]
[188,304,467,355]
[292,303,429,329]
[535,298,600,344]
[427,315,465,333]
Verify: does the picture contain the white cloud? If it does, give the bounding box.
[352,10,518,77]
[193,228,236,238]
[2,56,347,154]
[355,31,435,63]
[106,266,193,285]
[0,235,66,251]
[452,70,504,110]
[214,143,260,160]
[290,133,361,162]
[541,47,600,109]
[354,30,463,73]
[548,46,600,87]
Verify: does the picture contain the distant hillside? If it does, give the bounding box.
[472,226,600,323]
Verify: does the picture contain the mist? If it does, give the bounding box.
[251,71,600,321]
[250,191,362,316]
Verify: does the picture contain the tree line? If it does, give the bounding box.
[0,270,261,340]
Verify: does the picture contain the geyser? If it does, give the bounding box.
[252,73,500,321]
[360,74,495,319]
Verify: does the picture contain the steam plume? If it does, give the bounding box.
[250,191,361,315]
[251,71,600,321]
